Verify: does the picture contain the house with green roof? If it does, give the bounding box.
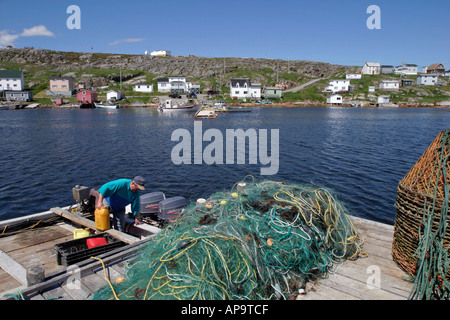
[0,69,25,92]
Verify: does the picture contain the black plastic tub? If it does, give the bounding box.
[54,233,126,266]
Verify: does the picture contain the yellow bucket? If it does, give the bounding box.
[73,229,90,239]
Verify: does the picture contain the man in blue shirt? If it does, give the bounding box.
[95,176,145,232]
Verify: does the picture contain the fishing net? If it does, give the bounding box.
[93,178,366,300]
[393,130,450,300]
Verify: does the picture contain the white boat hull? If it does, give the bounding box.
[95,103,119,109]
[159,104,200,112]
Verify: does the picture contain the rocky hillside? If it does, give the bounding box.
[0,48,358,91]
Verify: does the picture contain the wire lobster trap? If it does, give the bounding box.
[392,130,450,298]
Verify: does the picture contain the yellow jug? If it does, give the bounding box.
[95,206,111,231]
[73,228,90,239]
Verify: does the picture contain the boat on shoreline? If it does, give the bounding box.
[212,100,228,112]
[0,185,163,300]
[94,102,120,109]
[211,101,252,113]
[158,99,199,112]
[226,106,252,112]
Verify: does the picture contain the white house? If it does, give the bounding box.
[379,80,399,91]
[250,83,261,99]
[150,50,171,57]
[133,83,154,93]
[368,86,376,92]
[106,90,123,101]
[394,64,418,75]
[230,78,261,100]
[361,62,381,75]
[417,74,438,86]
[0,69,24,91]
[323,79,350,93]
[346,74,362,80]
[157,77,191,93]
[327,94,343,104]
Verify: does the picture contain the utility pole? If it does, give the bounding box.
[276,62,279,84]
[223,58,226,87]
[120,67,122,92]
[89,46,93,89]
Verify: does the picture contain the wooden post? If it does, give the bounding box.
[26,266,45,286]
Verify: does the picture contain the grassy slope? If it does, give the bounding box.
[1,52,448,104]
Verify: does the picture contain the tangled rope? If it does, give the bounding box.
[93,178,366,300]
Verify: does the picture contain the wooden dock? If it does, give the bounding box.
[0,210,413,300]
[296,216,413,300]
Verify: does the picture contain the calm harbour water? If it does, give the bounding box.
[1,106,449,224]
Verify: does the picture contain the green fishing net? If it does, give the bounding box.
[93,178,366,300]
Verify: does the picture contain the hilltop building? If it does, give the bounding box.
[379,80,400,91]
[150,50,171,57]
[394,64,418,75]
[427,63,445,75]
[323,79,351,94]
[417,74,438,86]
[381,65,395,74]
[362,62,381,75]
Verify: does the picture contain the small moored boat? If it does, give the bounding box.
[158,99,199,112]
[95,102,120,109]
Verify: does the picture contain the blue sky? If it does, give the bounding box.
[1,0,449,69]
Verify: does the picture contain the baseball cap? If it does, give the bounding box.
[133,176,146,190]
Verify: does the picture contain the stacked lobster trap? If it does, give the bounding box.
[392,130,450,299]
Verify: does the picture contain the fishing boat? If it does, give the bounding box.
[158,99,199,112]
[226,106,252,112]
[94,102,120,109]
[212,100,228,112]
[212,101,252,113]
[0,184,181,300]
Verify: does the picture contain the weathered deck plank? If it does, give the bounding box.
[297,216,413,300]
[0,224,73,295]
